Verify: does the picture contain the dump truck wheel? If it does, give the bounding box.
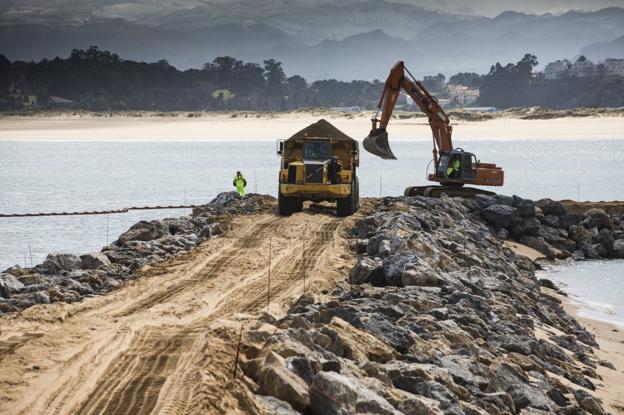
[293,199,304,212]
[278,192,296,216]
[336,178,358,217]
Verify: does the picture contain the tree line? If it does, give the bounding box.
[0,47,384,111]
[1,47,622,111]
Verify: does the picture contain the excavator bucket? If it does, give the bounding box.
[363,128,397,160]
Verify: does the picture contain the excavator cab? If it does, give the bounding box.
[436,149,477,183]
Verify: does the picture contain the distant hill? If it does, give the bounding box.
[581,36,624,61]
[1,1,623,80]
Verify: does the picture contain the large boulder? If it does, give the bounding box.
[494,363,553,412]
[0,273,24,298]
[349,256,384,286]
[573,389,607,415]
[535,199,566,216]
[40,253,82,274]
[582,209,613,231]
[401,262,446,287]
[256,352,310,412]
[116,220,169,245]
[542,215,560,228]
[519,237,558,260]
[560,213,583,229]
[568,225,592,246]
[594,229,615,251]
[309,371,358,415]
[513,196,536,217]
[610,240,624,259]
[511,217,540,239]
[579,242,601,260]
[482,205,519,229]
[80,252,112,270]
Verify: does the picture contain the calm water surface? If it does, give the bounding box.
[1,138,623,321]
[537,260,624,328]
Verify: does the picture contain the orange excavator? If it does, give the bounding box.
[364,61,504,197]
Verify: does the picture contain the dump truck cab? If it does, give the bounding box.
[277,119,359,216]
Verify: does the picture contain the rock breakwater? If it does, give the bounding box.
[0,192,274,313]
[241,195,617,415]
[470,195,624,261]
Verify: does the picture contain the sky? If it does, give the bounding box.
[1,0,624,17]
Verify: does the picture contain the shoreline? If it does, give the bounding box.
[1,111,624,141]
[558,292,624,413]
[506,238,624,413]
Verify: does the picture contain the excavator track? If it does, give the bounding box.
[404,185,496,198]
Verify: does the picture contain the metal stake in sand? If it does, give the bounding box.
[28,244,33,267]
[577,182,580,202]
[267,236,272,313]
[232,324,244,379]
[379,175,382,198]
[106,214,109,246]
[302,222,307,295]
[254,170,257,194]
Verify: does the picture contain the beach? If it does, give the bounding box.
[1,110,624,141]
[557,293,624,414]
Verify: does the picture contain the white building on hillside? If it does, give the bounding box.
[544,59,571,79]
[603,58,624,77]
[447,84,480,106]
[571,56,595,77]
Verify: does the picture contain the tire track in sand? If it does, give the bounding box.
[114,217,280,317]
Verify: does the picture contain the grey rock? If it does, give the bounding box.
[582,209,613,231]
[512,217,540,238]
[482,205,519,229]
[539,279,558,291]
[310,371,358,415]
[0,273,24,298]
[80,252,112,270]
[515,198,536,217]
[535,199,566,216]
[494,363,552,411]
[592,243,607,257]
[568,225,592,245]
[573,389,607,415]
[519,237,557,260]
[475,194,497,209]
[40,253,82,273]
[579,242,600,260]
[612,239,624,258]
[546,388,569,407]
[401,262,445,287]
[495,195,515,206]
[543,215,560,228]
[594,229,614,250]
[256,395,300,415]
[559,213,582,229]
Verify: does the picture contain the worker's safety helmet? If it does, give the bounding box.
[236,170,241,174]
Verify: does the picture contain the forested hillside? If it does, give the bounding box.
[1,48,623,111]
[0,47,383,111]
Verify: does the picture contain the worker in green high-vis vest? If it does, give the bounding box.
[233,171,247,197]
[446,159,461,179]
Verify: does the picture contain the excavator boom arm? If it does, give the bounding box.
[364,61,454,160]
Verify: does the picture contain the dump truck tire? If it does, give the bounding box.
[278,192,302,216]
[336,178,358,217]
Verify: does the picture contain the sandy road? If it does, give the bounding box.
[0,206,363,414]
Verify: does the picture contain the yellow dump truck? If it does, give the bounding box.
[277,119,360,216]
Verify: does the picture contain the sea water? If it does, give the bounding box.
[537,260,624,328]
[1,139,623,320]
